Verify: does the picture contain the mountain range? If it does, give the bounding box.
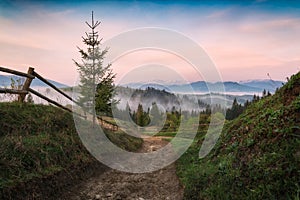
[0,75,68,88]
[123,79,284,93]
[0,74,285,94]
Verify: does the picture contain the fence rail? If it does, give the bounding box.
[98,117,118,131]
[0,88,28,94]
[0,66,35,79]
[0,66,119,131]
[0,66,84,118]
[32,71,80,105]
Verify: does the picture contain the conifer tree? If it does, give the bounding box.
[226,98,246,120]
[262,89,267,97]
[73,11,115,125]
[136,104,145,126]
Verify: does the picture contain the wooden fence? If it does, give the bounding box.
[0,66,82,115]
[0,66,118,131]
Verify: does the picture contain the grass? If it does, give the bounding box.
[0,102,142,198]
[176,72,300,199]
[105,129,142,151]
[0,102,90,193]
[155,131,177,137]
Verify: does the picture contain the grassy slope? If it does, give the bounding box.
[177,72,300,199]
[0,103,142,198]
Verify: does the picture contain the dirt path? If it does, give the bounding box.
[61,137,183,200]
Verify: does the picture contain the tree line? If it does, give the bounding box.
[226,89,272,120]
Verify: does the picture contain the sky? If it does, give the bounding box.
[0,0,300,85]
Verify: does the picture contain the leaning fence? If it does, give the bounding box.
[0,66,83,116]
[0,66,119,131]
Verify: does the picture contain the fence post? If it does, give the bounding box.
[18,67,35,102]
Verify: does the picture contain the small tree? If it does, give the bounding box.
[262,89,267,97]
[136,104,144,126]
[7,78,24,102]
[26,93,34,104]
[95,70,118,117]
[74,11,115,125]
[226,98,245,120]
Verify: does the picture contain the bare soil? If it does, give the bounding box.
[60,137,183,200]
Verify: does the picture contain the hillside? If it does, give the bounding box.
[0,103,142,199]
[177,72,300,199]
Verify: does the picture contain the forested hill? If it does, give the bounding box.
[115,86,183,111]
[177,72,300,199]
[115,86,255,112]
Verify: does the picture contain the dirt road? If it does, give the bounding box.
[61,137,183,200]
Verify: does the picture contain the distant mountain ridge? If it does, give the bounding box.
[123,79,284,93]
[238,79,284,92]
[0,75,68,88]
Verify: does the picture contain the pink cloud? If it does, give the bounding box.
[112,49,203,84]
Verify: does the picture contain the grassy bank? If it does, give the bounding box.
[176,72,300,199]
[0,102,142,199]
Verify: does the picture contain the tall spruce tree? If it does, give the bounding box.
[74,11,115,125]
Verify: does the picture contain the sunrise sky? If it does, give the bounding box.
[0,0,300,85]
